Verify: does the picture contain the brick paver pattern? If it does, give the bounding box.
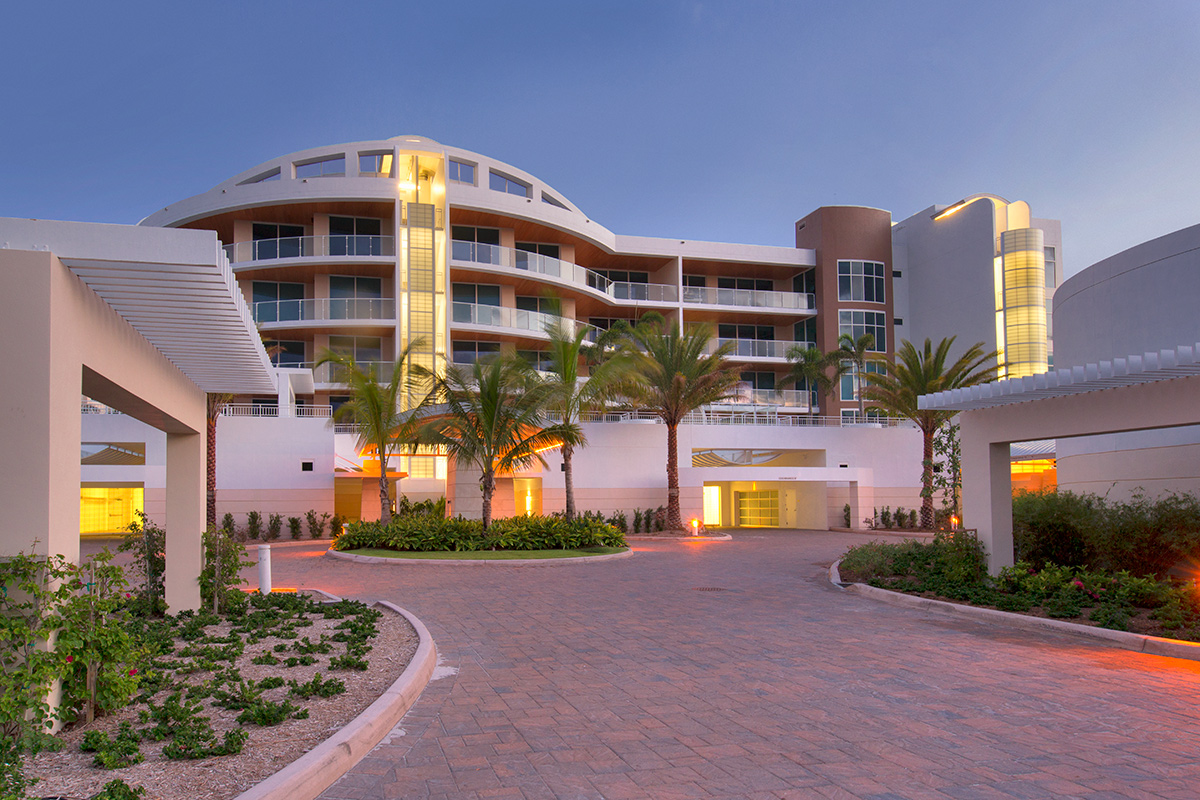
[260,531,1200,799]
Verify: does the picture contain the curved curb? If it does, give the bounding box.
[324,547,634,566]
[829,559,1200,663]
[627,533,733,542]
[232,602,438,800]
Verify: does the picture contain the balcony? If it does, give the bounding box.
[451,302,596,341]
[714,388,813,410]
[224,235,396,264]
[251,298,395,325]
[451,241,678,303]
[710,339,818,360]
[682,285,814,311]
[220,403,333,418]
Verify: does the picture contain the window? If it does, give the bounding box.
[541,192,568,209]
[251,223,305,259]
[593,270,648,284]
[358,152,394,178]
[717,277,773,291]
[516,242,560,259]
[329,275,383,319]
[587,317,630,331]
[718,324,774,341]
[451,340,501,364]
[328,216,383,256]
[740,371,776,390]
[794,318,816,346]
[329,336,382,364]
[893,270,903,278]
[295,155,345,178]
[263,340,306,367]
[837,260,886,303]
[683,275,707,288]
[838,310,887,352]
[451,226,502,264]
[516,296,561,315]
[793,270,816,295]
[489,170,530,198]
[841,361,884,401]
[452,283,501,306]
[448,159,476,185]
[252,281,304,322]
[1044,246,1056,288]
[517,349,553,372]
[239,168,281,185]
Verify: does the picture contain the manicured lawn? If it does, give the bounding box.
[341,546,628,560]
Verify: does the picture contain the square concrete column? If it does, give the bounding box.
[961,416,1014,574]
[165,431,204,611]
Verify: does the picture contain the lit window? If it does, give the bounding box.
[448,159,476,185]
[489,170,530,197]
[837,260,886,303]
[838,310,887,352]
[295,156,346,178]
[358,152,394,178]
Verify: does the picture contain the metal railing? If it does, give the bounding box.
[450,241,679,303]
[450,302,597,341]
[711,339,817,359]
[81,401,123,415]
[251,298,395,324]
[221,403,334,418]
[224,235,396,263]
[713,389,812,408]
[682,285,814,311]
[554,408,908,428]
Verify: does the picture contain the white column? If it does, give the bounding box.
[165,431,205,611]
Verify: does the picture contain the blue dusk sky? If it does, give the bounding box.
[2,0,1198,276]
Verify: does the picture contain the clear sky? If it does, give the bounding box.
[3,0,1198,276]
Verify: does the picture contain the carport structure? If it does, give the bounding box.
[921,345,1200,573]
[0,218,274,611]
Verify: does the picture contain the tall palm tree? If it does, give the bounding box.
[205,392,234,529]
[316,341,425,525]
[838,333,877,420]
[625,320,742,531]
[783,345,847,422]
[419,356,580,529]
[862,337,1000,529]
[541,324,635,520]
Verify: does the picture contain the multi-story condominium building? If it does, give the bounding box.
[64,135,1060,531]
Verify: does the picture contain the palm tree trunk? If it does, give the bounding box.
[921,426,935,529]
[481,470,495,530]
[379,468,392,526]
[856,363,866,419]
[666,422,682,530]
[206,413,218,529]
[562,444,576,521]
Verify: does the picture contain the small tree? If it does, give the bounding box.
[837,333,876,420]
[931,421,963,523]
[783,344,846,421]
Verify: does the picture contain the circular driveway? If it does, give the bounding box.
[259,530,1200,799]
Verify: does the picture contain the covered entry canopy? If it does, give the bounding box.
[0,218,274,610]
[920,344,1200,572]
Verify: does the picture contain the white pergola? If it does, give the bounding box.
[0,218,274,610]
[921,344,1200,572]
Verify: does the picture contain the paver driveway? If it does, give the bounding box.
[260,530,1200,799]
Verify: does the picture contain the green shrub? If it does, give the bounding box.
[305,510,331,539]
[330,514,345,539]
[220,513,237,537]
[118,511,166,613]
[247,511,264,541]
[334,514,625,552]
[879,507,892,529]
[80,723,142,769]
[840,531,987,596]
[288,517,303,540]
[288,673,345,699]
[93,779,146,800]
[266,513,283,541]
[842,504,851,528]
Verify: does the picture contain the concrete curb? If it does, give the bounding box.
[627,533,733,542]
[829,559,1200,663]
[325,547,634,566]
[232,601,438,800]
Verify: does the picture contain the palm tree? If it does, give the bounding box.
[541,324,635,520]
[625,320,742,531]
[838,333,877,420]
[862,337,1000,529]
[316,341,425,525]
[419,356,580,529]
[783,345,847,422]
[205,393,234,529]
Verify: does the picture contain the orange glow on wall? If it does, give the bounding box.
[1012,458,1056,494]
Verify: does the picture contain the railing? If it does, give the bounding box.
[450,302,597,341]
[451,241,679,303]
[251,298,395,324]
[81,401,123,415]
[280,361,396,385]
[224,235,396,263]
[557,408,907,428]
[713,389,812,408]
[711,339,816,359]
[682,285,814,311]
[220,403,332,418]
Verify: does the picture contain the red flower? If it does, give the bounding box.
[129,668,137,676]
[125,593,131,599]
[66,655,74,663]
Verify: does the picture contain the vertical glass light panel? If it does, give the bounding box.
[999,229,1048,379]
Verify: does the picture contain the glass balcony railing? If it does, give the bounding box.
[710,339,818,359]
[450,241,679,303]
[251,298,395,324]
[715,388,813,409]
[682,285,814,311]
[224,235,396,263]
[451,302,597,341]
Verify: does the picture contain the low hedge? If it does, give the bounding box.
[332,514,626,552]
